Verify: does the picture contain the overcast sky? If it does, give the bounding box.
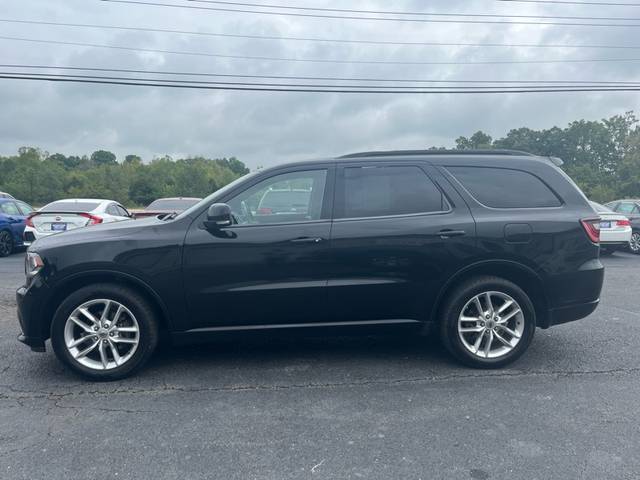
[1,0,639,169]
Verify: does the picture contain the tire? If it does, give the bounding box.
[629,232,640,255]
[0,230,13,257]
[51,283,159,381]
[439,276,536,369]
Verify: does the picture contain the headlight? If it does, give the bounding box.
[25,252,44,277]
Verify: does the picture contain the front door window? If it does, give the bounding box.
[227,170,327,225]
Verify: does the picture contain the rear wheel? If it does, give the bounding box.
[0,230,13,257]
[439,276,536,368]
[629,232,640,255]
[51,284,159,380]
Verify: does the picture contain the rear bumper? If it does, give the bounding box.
[547,299,599,327]
[542,258,604,328]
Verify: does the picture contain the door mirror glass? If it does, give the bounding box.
[205,203,233,229]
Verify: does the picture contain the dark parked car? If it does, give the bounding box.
[0,198,34,257]
[132,197,202,219]
[17,150,604,380]
[604,199,640,254]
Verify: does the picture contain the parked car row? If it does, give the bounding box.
[0,195,202,256]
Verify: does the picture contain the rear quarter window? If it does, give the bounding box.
[446,166,561,208]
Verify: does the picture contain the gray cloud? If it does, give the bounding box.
[0,0,639,168]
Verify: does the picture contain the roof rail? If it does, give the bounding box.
[338,149,536,159]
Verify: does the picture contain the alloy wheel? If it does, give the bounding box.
[63,299,140,370]
[457,291,525,359]
[630,233,640,254]
[0,231,12,257]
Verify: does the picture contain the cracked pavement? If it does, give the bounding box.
[1,252,640,479]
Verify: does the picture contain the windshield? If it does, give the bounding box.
[41,201,100,212]
[590,201,613,214]
[174,171,260,220]
[146,198,201,211]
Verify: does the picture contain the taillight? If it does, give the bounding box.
[257,207,273,215]
[580,218,600,244]
[616,219,631,227]
[79,213,103,225]
[25,214,35,227]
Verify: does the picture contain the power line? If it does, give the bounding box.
[99,0,640,26]
[6,35,640,66]
[5,64,640,86]
[184,0,640,21]
[3,73,640,93]
[4,18,640,50]
[498,0,640,6]
[6,70,640,90]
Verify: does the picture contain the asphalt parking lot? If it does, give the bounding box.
[1,251,639,479]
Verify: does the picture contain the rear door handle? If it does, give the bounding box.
[290,237,325,244]
[438,229,466,239]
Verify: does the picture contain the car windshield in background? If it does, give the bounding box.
[590,201,614,213]
[41,201,100,212]
[258,190,311,213]
[146,199,200,211]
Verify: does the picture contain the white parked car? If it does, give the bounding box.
[23,199,131,246]
[590,201,632,255]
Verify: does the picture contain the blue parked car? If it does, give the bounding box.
[0,197,34,257]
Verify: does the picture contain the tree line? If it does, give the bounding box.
[1,111,639,207]
[451,111,640,203]
[0,148,249,207]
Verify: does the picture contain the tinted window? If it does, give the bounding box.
[41,201,100,212]
[146,199,201,210]
[116,205,130,217]
[228,170,327,225]
[106,204,119,216]
[447,166,561,208]
[338,165,446,219]
[616,202,640,214]
[0,201,20,215]
[15,201,34,215]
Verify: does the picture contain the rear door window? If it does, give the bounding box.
[336,165,447,219]
[15,201,34,215]
[447,166,561,208]
[0,202,20,215]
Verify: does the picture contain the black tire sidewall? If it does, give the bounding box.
[0,230,13,257]
[51,284,159,381]
[440,277,536,368]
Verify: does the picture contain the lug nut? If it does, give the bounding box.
[109,332,114,337]
[93,326,99,331]
[102,339,108,344]
[485,314,490,319]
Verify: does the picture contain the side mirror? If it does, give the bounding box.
[204,203,233,230]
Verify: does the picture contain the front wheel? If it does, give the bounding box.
[439,276,536,368]
[51,284,159,380]
[629,232,640,255]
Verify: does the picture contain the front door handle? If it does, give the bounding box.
[290,237,325,244]
[438,229,466,239]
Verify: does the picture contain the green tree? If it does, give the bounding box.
[90,150,117,166]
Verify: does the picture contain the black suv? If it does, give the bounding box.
[17,150,604,380]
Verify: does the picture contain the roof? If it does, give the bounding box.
[47,198,112,203]
[338,149,535,159]
[152,197,202,201]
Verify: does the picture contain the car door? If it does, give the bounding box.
[327,161,477,323]
[0,201,26,240]
[182,165,335,330]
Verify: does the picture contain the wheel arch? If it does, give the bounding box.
[41,270,173,339]
[430,260,550,328]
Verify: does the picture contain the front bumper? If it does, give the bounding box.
[16,281,50,352]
